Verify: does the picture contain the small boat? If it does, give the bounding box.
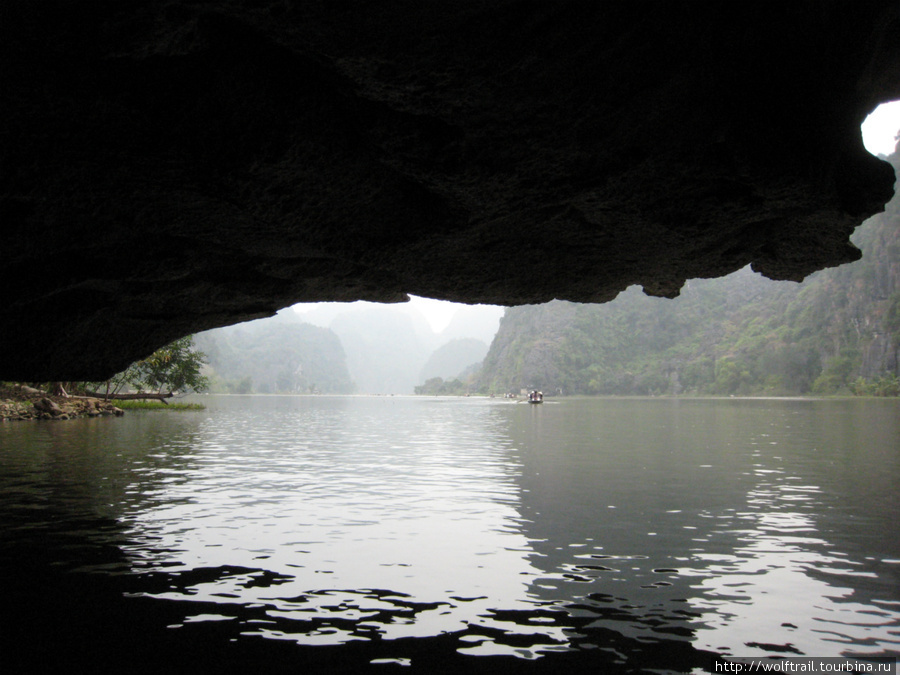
[528,390,543,404]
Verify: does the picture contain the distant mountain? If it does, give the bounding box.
[419,338,489,383]
[328,306,433,394]
[196,312,354,394]
[479,153,900,397]
[289,300,503,394]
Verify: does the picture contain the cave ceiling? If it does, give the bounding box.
[2,0,900,381]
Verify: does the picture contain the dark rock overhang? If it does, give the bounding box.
[3,0,899,381]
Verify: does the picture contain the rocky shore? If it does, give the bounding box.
[0,385,124,421]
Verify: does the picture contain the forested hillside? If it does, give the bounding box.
[479,153,900,397]
[195,312,355,394]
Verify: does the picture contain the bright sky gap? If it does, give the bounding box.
[862,99,900,156]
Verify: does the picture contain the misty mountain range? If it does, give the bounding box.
[196,301,500,394]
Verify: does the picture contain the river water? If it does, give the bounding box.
[1,396,898,673]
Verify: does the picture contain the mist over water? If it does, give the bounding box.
[2,396,898,672]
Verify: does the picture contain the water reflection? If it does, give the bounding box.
[114,397,570,659]
[688,465,900,657]
[499,398,900,661]
[1,396,898,673]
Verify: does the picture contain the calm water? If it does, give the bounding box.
[1,396,898,673]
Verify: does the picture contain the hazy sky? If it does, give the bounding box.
[292,295,502,333]
[403,295,468,332]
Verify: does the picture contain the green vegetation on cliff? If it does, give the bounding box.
[414,377,472,396]
[196,312,355,394]
[479,155,900,397]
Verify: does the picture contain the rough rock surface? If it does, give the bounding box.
[0,386,124,421]
[3,1,900,381]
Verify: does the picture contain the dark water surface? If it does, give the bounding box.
[2,396,898,673]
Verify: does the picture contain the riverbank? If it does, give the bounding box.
[112,399,205,411]
[0,384,124,421]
